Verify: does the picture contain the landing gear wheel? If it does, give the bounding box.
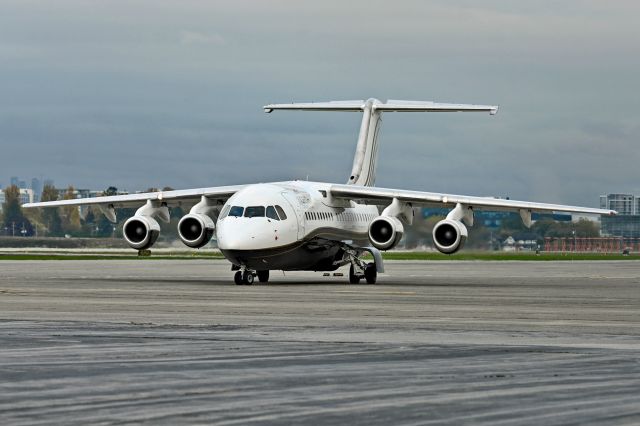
[364,262,377,284]
[242,271,254,285]
[234,271,243,285]
[349,264,361,284]
[257,270,270,283]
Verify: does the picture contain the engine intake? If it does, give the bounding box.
[123,216,161,250]
[432,219,468,254]
[178,213,215,248]
[368,216,404,250]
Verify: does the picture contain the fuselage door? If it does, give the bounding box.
[281,190,306,240]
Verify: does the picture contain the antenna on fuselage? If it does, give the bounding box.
[264,98,498,187]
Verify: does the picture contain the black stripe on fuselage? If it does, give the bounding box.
[220,226,369,271]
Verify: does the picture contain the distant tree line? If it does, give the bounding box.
[2,185,600,246]
[1,184,180,240]
[404,211,600,250]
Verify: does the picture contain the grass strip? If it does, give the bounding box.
[0,251,637,261]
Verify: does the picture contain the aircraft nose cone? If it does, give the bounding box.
[217,218,273,251]
[216,220,243,250]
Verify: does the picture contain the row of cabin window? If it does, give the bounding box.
[305,211,376,222]
[220,205,288,220]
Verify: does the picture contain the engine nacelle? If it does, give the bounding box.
[432,219,468,254]
[368,216,404,250]
[123,215,161,250]
[178,213,215,249]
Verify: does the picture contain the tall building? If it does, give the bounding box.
[31,178,42,203]
[600,193,637,215]
[600,193,640,237]
[8,176,27,189]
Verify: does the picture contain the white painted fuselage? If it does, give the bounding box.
[216,181,379,271]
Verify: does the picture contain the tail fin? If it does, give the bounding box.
[264,98,498,187]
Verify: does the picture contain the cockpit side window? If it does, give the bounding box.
[275,205,287,220]
[219,204,231,220]
[266,206,279,220]
[228,206,244,217]
[244,206,265,218]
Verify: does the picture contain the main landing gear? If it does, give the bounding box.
[233,269,270,285]
[349,262,377,284]
[343,246,378,284]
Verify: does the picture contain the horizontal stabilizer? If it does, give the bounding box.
[379,100,498,115]
[264,99,498,115]
[264,100,364,112]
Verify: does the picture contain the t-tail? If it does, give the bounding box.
[264,98,498,187]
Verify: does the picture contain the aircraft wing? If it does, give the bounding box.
[329,184,616,216]
[23,185,246,210]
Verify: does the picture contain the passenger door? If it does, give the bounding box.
[281,191,305,240]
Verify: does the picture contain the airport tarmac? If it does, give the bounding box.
[1,259,639,425]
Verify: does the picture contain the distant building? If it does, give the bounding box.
[502,236,538,252]
[599,193,640,237]
[31,178,42,202]
[422,208,571,227]
[55,188,107,200]
[601,216,640,238]
[0,188,34,212]
[600,193,640,215]
[52,187,127,219]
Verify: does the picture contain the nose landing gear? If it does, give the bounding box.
[233,268,270,285]
[234,270,254,285]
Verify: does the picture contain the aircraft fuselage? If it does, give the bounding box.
[216,181,379,271]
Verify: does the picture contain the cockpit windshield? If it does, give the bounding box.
[223,205,288,220]
[266,206,279,220]
[244,206,265,218]
[228,206,244,217]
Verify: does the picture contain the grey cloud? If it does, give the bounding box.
[1,1,639,207]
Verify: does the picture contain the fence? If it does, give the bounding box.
[543,237,638,253]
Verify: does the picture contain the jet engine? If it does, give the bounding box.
[123,215,161,250]
[432,219,468,254]
[368,216,404,250]
[178,213,215,249]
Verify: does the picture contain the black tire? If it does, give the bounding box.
[349,264,361,284]
[234,271,243,285]
[257,270,270,283]
[364,263,377,284]
[243,271,254,285]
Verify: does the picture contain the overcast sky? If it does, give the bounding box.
[1,0,639,206]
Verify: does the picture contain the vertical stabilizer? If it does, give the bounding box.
[264,98,498,187]
[348,98,382,186]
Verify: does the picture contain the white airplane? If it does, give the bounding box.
[24,98,616,285]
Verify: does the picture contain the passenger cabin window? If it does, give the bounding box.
[244,206,265,218]
[266,206,279,220]
[228,206,244,217]
[275,205,287,220]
